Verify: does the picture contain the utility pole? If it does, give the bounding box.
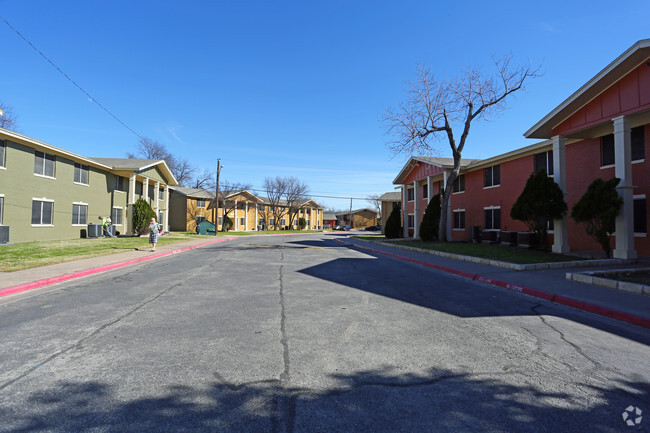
[349,198,353,229]
[214,159,222,236]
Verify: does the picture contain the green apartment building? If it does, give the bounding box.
[0,127,177,243]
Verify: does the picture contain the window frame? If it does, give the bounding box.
[422,184,428,199]
[73,163,90,185]
[483,165,500,188]
[241,217,246,226]
[453,174,465,194]
[112,207,124,226]
[631,126,645,162]
[534,150,554,176]
[0,194,4,224]
[484,206,501,230]
[196,199,206,208]
[114,176,126,193]
[32,198,54,226]
[600,134,616,167]
[72,202,88,226]
[34,151,56,179]
[453,209,466,230]
[0,139,6,169]
[407,188,414,201]
[634,195,647,236]
[407,214,414,229]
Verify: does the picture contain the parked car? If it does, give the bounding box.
[343,225,351,231]
[333,225,342,231]
[364,225,380,231]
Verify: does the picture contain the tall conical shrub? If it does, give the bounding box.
[133,198,156,236]
[419,193,441,242]
[384,205,402,239]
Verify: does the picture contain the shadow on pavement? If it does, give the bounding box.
[1,368,647,432]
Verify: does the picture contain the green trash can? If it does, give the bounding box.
[197,221,216,235]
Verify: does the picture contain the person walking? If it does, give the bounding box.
[98,216,109,237]
[148,218,159,252]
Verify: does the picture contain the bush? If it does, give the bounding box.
[132,198,156,236]
[419,193,441,242]
[385,205,402,239]
[298,217,307,229]
[510,169,567,250]
[571,177,622,258]
[222,215,233,231]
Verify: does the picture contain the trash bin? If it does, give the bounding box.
[197,220,216,235]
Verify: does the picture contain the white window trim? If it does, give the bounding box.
[483,184,500,190]
[452,208,466,231]
[73,164,90,186]
[34,173,56,180]
[32,197,55,227]
[72,202,89,227]
[483,206,501,231]
[634,194,647,236]
[599,164,615,170]
[0,193,4,225]
[407,187,415,202]
[407,213,414,229]
[0,140,5,169]
[112,206,124,226]
[632,159,645,165]
[73,181,90,187]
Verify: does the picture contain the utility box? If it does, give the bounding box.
[0,225,9,244]
[87,224,102,238]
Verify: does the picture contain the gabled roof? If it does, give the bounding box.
[257,196,322,209]
[323,213,337,220]
[378,191,401,201]
[335,208,378,216]
[169,186,215,199]
[525,39,650,139]
[88,157,178,186]
[393,156,482,185]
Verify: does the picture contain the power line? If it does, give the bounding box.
[0,14,143,140]
[247,187,369,201]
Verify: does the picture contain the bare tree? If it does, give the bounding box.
[218,180,253,230]
[366,194,381,214]
[284,177,311,229]
[173,158,196,187]
[127,137,201,187]
[0,102,18,131]
[264,176,289,230]
[192,168,216,190]
[384,56,540,241]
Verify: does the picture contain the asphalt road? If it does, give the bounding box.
[0,234,648,432]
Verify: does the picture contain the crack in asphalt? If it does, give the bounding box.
[0,280,184,391]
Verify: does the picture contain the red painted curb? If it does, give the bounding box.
[0,237,235,299]
[335,239,650,329]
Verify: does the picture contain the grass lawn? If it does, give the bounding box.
[353,235,583,265]
[0,236,195,272]
[598,270,650,286]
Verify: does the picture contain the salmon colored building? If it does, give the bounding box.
[393,39,650,259]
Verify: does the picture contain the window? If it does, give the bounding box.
[258,217,265,225]
[112,207,123,225]
[0,196,3,224]
[34,151,56,177]
[270,218,275,226]
[32,199,54,225]
[241,217,246,226]
[279,218,285,226]
[74,163,89,185]
[159,189,164,200]
[72,203,88,225]
[158,211,163,224]
[196,199,206,208]
[484,207,501,230]
[148,185,155,199]
[0,140,5,168]
[484,165,500,187]
[601,134,615,167]
[632,126,645,161]
[422,184,428,199]
[114,176,126,192]
[408,214,414,228]
[453,210,465,229]
[534,150,554,176]
[218,216,223,225]
[453,174,465,193]
[135,182,143,195]
[392,201,400,210]
[634,197,647,234]
[259,205,265,212]
[407,188,414,201]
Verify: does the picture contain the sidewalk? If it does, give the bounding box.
[0,236,234,297]
[336,236,650,329]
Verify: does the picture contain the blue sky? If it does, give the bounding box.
[1,1,649,210]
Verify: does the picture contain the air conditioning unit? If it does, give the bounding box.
[0,225,9,244]
[87,224,102,238]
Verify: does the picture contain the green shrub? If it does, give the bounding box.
[132,198,156,236]
[419,193,441,242]
[571,177,622,258]
[222,215,233,231]
[298,217,307,229]
[511,170,567,250]
[385,205,402,239]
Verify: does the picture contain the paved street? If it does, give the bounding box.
[0,234,648,432]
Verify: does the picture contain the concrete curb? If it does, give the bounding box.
[336,238,650,329]
[371,240,629,271]
[0,237,235,299]
[567,269,650,296]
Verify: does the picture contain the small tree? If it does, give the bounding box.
[571,178,622,258]
[298,217,307,229]
[384,206,402,239]
[222,215,233,232]
[419,194,441,242]
[132,198,156,236]
[510,170,567,251]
